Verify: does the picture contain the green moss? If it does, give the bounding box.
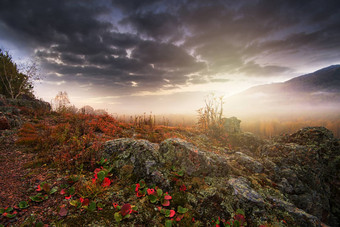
[171,192,188,207]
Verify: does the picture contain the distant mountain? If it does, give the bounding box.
[226,65,340,117]
[243,65,340,94]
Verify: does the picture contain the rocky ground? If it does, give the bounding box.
[100,127,340,226]
[0,96,339,226]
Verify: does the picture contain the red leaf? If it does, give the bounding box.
[120,203,132,216]
[164,194,172,200]
[176,214,184,221]
[147,188,155,195]
[60,189,66,195]
[135,183,140,192]
[180,184,187,192]
[169,210,176,218]
[36,185,42,191]
[102,177,111,187]
[65,195,72,200]
[94,168,101,174]
[162,200,170,206]
[113,203,119,208]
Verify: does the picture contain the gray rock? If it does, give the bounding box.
[258,127,340,226]
[222,116,241,133]
[268,197,321,227]
[103,138,168,186]
[159,138,230,177]
[233,152,264,173]
[279,178,294,194]
[228,132,266,152]
[100,130,338,226]
[227,177,265,205]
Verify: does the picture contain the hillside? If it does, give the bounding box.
[0,96,339,226]
[226,65,340,117]
[244,65,340,94]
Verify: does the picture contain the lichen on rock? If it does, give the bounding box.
[100,126,339,226]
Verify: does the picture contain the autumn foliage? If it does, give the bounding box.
[16,113,123,168]
[16,111,198,169]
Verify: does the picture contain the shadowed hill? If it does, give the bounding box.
[226,65,340,117]
[243,64,340,94]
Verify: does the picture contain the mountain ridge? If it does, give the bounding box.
[243,64,340,95]
[226,65,340,117]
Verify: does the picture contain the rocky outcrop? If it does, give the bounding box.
[258,127,340,226]
[159,138,230,177]
[102,126,339,226]
[228,132,266,152]
[103,138,166,187]
[232,152,264,173]
[222,116,241,133]
[103,138,230,189]
[0,95,51,130]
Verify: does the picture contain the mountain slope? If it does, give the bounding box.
[243,65,340,94]
[226,65,340,117]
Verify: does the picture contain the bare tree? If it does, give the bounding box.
[0,49,38,99]
[197,93,225,135]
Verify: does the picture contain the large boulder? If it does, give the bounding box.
[258,127,340,226]
[0,96,51,130]
[7,98,51,112]
[228,132,266,152]
[222,116,241,133]
[231,152,264,173]
[277,126,335,146]
[226,176,322,226]
[228,177,265,205]
[101,135,329,226]
[102,138,231,188]
[267,196,321,227]
[159,138,230,177]
[102,138,167,186]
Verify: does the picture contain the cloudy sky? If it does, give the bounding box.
[0,0,339,114]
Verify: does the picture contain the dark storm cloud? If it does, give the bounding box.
[0,0,111,47]
[60,53,85,65]
[111,0,161,12]
[120,12,182,41]
[131,41,203,70]
[102,32,141,49]
[1,0,340,95]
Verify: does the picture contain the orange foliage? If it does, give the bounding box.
[16,113,124,169]
[17,111,233,169]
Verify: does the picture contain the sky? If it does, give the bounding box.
[0,0,340,115]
